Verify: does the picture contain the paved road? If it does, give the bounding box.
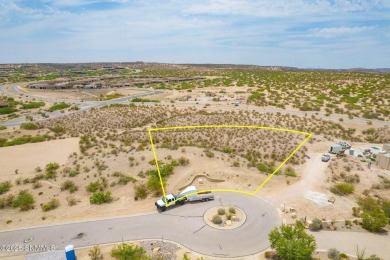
[0,83,164,127]
[0,193,280,258]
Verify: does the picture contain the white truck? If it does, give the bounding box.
[155,186,214,212]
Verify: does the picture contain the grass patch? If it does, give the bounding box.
[22,102,45,109]
[20,123,39,130]
[0,181,12,195]
[330,182,355,195]
[48,102,70,112]
[131,98,160,103]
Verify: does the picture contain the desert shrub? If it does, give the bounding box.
[12,190,35,211]
[118,175,137,185]
[61,180,78,193]
[20,123,39,130]
[212,215,222,224]
[48,102,70,112]
[218,208,226,215]
[229,207,236,214]
[66,196,77,206]
[88,245,103,260]
[86,180,103,193]
[365,255,383,260]
[204,149,214,158]
[357,197,380,212]
[382,200,390,218]
[361,209,388,232]
[0,107,17,114]
[90,192,112,204]
[309,218,323,231]
[111,243,151,260]
[328,248,340,260]
[339,253,349,259]
[256,162,274,174]
[0,194,14,209]
[32,181,42,189]
[221,146,234,154]
[134,183,148,200]
[178,156,190,166]
[330,183,355,195]
[41,199,59,211]
[44,162,59,179]
[22,101,45,109]
[284,166,297,177]
[50,125,65,134]
[0,181,11,195]
[264,251,271,259]
[0,126,6,130]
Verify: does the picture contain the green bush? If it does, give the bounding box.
[330,183,355,195]
[118,175,137,185]
[48,102,70,112]
[61,180,78,193]
[361,209,388,232]
[309,218,323,231]
[41,199,59,211]
[256,162,275,174]
[111,243,151,260]
[134,183,148,200]
[20,123,39,130]
[0,181,11,195]
[284,166,297,177]
[382,200,390,218]
[0,107,17,114]
[90,192,112,204]
[50,125,65,134]
[86,180,103,193]
[264,251,271,259]
[12,190,35,211]
[2,135,47,147]
[0,126,6,130]
[212,215,222,224]
[218,208,226,215]
[22,102,45,109]
[131,98,159,103]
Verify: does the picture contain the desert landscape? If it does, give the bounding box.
[1,63,389,260]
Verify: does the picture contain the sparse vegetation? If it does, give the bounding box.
[90,191,112,204]
[110,243,151,260]
[48,102,70,112]
[41,198,59,211]
[330,183,355,195]
[12,190,35,211]
[0,181,12,195]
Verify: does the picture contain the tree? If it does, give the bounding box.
[111,243,151,260]
[269,225,316,260]
[361,209,388,232]
[88,245,103,260]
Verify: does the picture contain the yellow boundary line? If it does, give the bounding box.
[148,125,312,207]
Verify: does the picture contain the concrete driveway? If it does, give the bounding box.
[0,193,280,258]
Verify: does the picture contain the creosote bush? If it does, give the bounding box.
[41,199,59,211]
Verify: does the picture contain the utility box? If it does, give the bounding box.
[65,245,76,260]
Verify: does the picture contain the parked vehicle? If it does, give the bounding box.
[155,186,214,212]
[329,144,345,154]
[338,141,351,149]
[321,154,331,162]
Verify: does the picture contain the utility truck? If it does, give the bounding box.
[155,186,214,212]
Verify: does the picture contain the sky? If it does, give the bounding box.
[0,0,389,68]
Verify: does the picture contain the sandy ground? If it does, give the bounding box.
[0,138,79,175]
